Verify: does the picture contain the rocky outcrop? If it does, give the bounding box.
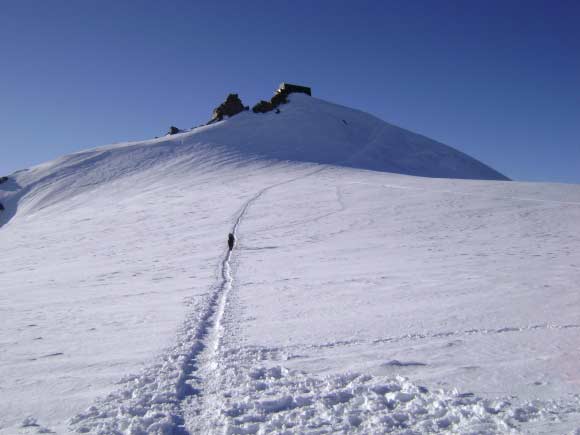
[167,126,181,135]
[208,84,311,120]
[0,176,8,185]
[252,83,309,114]
[270,92,289,107]
[252,100,274,114]
[251,94,286,114]
[0,202,4,211]
[276,83,311,96]
[209,94,247,124]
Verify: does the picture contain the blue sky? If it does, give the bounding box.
[1,0,579,183]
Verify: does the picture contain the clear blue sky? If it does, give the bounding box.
[1,0,579,183]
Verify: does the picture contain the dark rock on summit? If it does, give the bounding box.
[209,94,246,124]
[208,84,311,119]
[276,83,311,97]
[0,202,4,211]
[0,176,8,185]
[252,82,310,114]
[252,100,274,114]
[270,92,288,107]
[168,126,181,135]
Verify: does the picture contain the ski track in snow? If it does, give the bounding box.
[67,167,580,435]
[68,168,326,435]
[231,322,580,356]
[183,168,328,434]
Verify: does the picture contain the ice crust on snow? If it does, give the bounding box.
[1,94,579,434]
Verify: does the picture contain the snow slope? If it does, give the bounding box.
[193,94,508,180]
[1,94,579,434]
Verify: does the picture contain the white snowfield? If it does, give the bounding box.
[1,95,579,434]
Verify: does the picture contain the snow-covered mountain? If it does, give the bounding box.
[184,94,508,181]
[1,94,579,434]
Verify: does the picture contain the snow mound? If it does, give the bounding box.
[179,93,508,180]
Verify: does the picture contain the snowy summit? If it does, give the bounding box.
[185,88,508,181]
[1,89,579,435]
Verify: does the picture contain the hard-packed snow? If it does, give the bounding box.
[1,95,578,434]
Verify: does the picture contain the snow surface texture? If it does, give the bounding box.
[1,95,579,434]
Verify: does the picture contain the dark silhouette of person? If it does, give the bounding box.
[228,233,235,251]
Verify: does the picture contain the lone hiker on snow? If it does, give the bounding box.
[228,233,235,251]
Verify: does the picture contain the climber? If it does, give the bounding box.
[228,233,235,251]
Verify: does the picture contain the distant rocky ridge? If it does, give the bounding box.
[166,83,312,134]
